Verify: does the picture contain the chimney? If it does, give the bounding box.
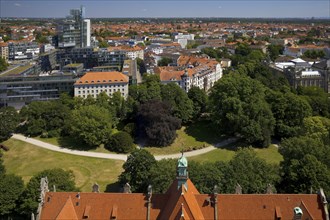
[266,184,275,194]
[123,183,132,193]
[92,183,100,193]
[235,183,242,194]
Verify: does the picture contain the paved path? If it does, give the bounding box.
[11,134,236,161]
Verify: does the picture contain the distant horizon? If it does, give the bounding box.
[0,1,329,19]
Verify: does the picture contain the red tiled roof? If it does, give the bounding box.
[40,179,327,220]
[74,71,128,85]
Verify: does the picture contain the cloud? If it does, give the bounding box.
[14,3,21,7]
[142,8,147,11]
[218,6,222,9]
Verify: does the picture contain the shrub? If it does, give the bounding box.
[106,131,135,153]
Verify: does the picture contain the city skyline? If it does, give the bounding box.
[0,0,329,19]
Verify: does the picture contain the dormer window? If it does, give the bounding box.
[91,80,94,83]
[85,81,88,83]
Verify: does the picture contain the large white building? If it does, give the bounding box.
[74,71,129,99]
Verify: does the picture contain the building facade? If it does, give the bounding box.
[74,71,129,99]
[156,55,223,92]
[0,74,76,109]
[0,42,9,61]
[8,42,40,60]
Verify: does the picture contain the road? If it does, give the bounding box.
[11,134,236,161]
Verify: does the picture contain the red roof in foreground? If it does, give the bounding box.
[39,178,327,220]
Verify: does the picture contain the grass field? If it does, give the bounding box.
[2,139,124,192]
[190,145,283,164]
[145,120,225,155]
[0,64,32,77]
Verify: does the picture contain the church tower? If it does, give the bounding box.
[177,153,188,189]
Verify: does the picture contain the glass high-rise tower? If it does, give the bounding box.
[57,6,91,48]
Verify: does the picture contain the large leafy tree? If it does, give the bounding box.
[0,174,24,216]
[136,100,181,147]
[280,154,330,194]
[161,83,194,123]
[209,74,275,147]
[67,105,113,147]
[119,149,157,193]
[189,161,225,194]
[150,159,177,193]
[19,168,78,215]
[297,86,330,117]
[266,90,312,138]
[223,148,280,193]
[19,101,70,137]
[0,106,19,142]
[187,86,208,118]
[278,133,330,194]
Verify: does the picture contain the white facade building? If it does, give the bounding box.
[74,71,129,99]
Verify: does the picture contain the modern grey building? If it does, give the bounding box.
[57,47,126,70]
[0,74,77,109]
[57,6,91,48]
[8,42,40,60]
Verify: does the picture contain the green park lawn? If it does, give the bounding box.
[144,120,225,155]
[2,139,124,192]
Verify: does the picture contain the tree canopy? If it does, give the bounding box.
[136,100,181,147]
[209,74,274,147]
[119,149,157,192]
[0,106,19,142]
[67,105,113,147]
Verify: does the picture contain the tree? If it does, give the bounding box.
[19,101,70,137]
[223,148,280,193]
[297,86,330,117]
[136,100,181,147]
[136,58,146,74]
[188,86,208,118]
[280,154,330,194]
[267,45,284,61]
[209,74,275,147]
[149,159,177,193]
[19,168,78,215]
[266,90,312,138]
[189,161,225,194]
[0,174,24,216]
[158,57,173,66]
[161,83,194,123]
[0,106,19,142]
[98,41,109,48]
[67,105,112,147]
[0,57,9,72]
[106,131,135,153]
[119,149,157,192]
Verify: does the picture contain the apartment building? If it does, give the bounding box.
[155,56,223,92]
[74,71,129,99]
[0,42,9,61]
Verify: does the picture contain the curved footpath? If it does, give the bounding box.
[11,134,236,161]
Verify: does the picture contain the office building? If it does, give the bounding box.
[57,6,91,48]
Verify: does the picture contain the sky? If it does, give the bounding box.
[0,0,329,18]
